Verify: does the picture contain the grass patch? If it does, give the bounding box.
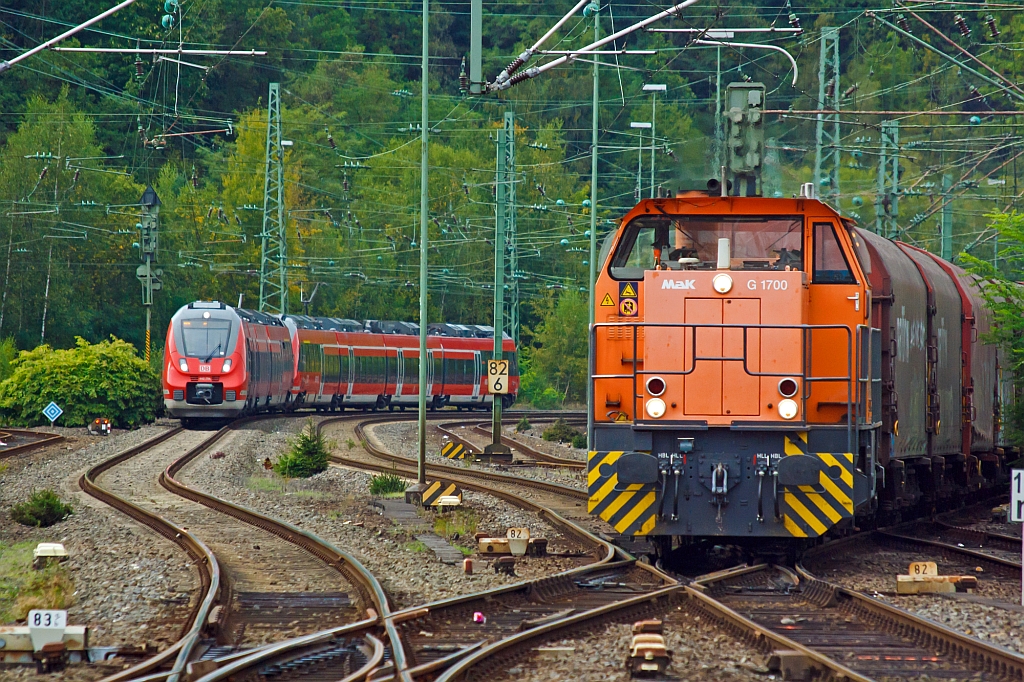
[0,463,8,476]
[245,476,285,493]
[346,438,356,450]
[10,490,72,528]
[404,540,428,553]
[369,471,406,496]
[0,542,74,622]
[434,508,478,541]
[516,417,531,433]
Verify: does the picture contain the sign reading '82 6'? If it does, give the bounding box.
[487,359,509,394]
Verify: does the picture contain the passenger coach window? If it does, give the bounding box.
[813,223,857,284]
[609,215,803,279]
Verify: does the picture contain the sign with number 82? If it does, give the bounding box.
[487,359,509,394]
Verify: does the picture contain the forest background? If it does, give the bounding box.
[2,0,1024,407]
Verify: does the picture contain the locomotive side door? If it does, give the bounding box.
[807,220,869,425]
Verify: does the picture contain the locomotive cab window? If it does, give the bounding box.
[609,215,803,279]
[813,222,857,284]
[180,317,233,358]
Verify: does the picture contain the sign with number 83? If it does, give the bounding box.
[487,359,509,394]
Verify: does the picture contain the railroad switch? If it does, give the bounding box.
[493,556,516,575]
[626,619,672,678]
[766,650,817,681]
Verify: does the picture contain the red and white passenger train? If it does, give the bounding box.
[162,301,518,423]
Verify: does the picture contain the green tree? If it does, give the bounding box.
[524,290,589,403]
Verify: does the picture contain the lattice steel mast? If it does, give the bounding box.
[259,82,287,314]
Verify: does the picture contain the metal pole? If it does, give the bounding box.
[715,45,722,169]
[470,0,482,94]
[488,115,511,455]
[146,306,151,363]
[416,0,430,485]
[941,173,953,260]
[588,6,599,450]
[0,0,137,73]
[650,91,656,198]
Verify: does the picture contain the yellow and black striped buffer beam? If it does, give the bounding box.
[587,450,658,536]
[441,441,470,459]
[781,432,854,538]
[422,480,462,506]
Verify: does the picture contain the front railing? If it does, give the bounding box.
[590,321,881,453]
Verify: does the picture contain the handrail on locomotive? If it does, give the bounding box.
[590,321,882,454]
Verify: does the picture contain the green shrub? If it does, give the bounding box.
[0,337,159,427]
[571,433,587,449]
[516,417,531,433]
[369,471,407,496]
[274,420,329,478]
[10,490,72,527]
[542,418,583,444]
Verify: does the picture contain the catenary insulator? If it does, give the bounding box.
[986,15,999,38]
[954,14,970,38]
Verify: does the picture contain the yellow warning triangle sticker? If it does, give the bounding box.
[620,282,638,298]
[600,293,615,306]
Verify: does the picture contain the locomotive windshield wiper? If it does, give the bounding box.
[203,343,222,363]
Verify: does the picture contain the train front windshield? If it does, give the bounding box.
[610,215,803,278]
[179,318,232,358]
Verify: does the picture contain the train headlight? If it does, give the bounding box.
[645,397,666,419]
[712,273,733,294]
[178,358,189,372]
[222,358,233,372]
[778,378,799,398]
[777,398,799,420]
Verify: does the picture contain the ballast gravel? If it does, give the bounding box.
[806,540,1024,655]
[177,418,586,610]
[488,604,767,682]
[0,423,198,660]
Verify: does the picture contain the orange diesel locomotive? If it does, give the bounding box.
[589,188,1010,550]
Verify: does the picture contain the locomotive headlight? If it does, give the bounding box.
[712,273,733,294]
[178,358,189,372]
[778,378,799,398]
[777,398,799,420]
[645,397,667,419]
[222,358,233,372]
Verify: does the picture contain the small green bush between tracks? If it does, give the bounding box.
[542,418,584,446]
[10,490,72,527]
[369,471,407,496]
[274,419,330,478]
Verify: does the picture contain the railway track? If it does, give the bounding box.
[0,427,64,460]
[447,419,585,468]
[877,522,1022,572]
[688,561,1024,681]
[81,417,391,682]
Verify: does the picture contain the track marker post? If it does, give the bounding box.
[1011,468,1024,605]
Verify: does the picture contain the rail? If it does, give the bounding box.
[0,428,64,460]
[80,427,220,682]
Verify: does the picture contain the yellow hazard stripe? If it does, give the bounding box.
[805,492,842,524]
[639,514,657,535]
[588,451,623,487]
[785,492,828,535]
[424,481,441,497]
[818,470,853,513]
[614,491,657,534]
[588,473,620,512]
[783,514,808,537]
[819,452,853,487]
[599,484,643,522]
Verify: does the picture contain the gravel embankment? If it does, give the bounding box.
[179,419,587,609]
[489,605,765,682]
[807,541,1024,654]
[0,422,197,651]
[502,423,588,461]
